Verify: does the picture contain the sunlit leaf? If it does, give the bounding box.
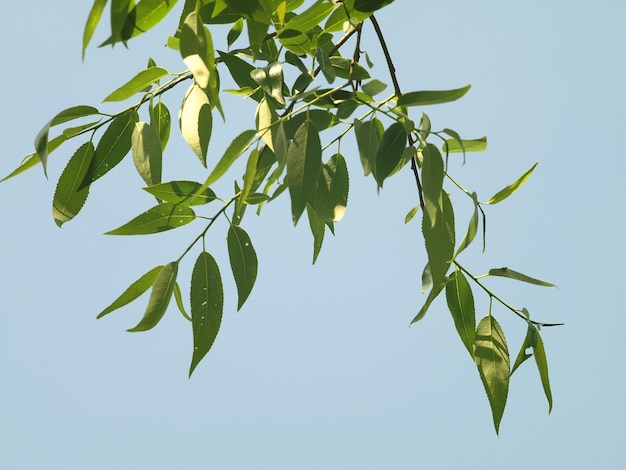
[97,265,163,318]
[474,315,510,434]
[227,17,244,47]
[128,262,178,332]
[83,0,108,59]
[488,267,556,288]
[354,0,395,12]
[287,120,322,225]
[404,205,420,224]
[180,11,214,89]
[105,203,196,235]
[397,85,471,107]
[173,281,191,322]
[189,252,223,376]
[422,191,454,288]
[446,270,476,357]
[443,136,487,154]
[484,163,537,205]
[313,153,349,222]
[227,225,258,310]
[132,122,162,186]
[52,142,94,227]
[354,117,383,176]
[280,0,334,34]
[251,62,286,106]
[421,143,444,228]
[150,100,171,151]
[205,129,256,187]
[324,0,371,32]
[143,180,216,206]
[411,279,445,324]
[180,84,212,166]
[103,67,169,102]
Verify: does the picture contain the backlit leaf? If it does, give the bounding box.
[421,143,444,228]
[443,136,487,154]
[446,270,476,357]
[103,67,169,102]
[180,84,212,166]
[313,153,349,222]
[105,203,196,235]
[354,117,383,176]
[1,135,66,183]
[404,205,419,224]
[83,0,108,59]
[97,265,163,318]
[488,267,556,287]
[128,262,178,332]
[280,0,334,34]
[132,122,162,186]
[361,79,387,97]
[251,62,286,106]
[180,11,214,89]
[534,329,553,413]
[143,180,216,206]
[411,278,445,324]
[81,110,138,188]
[227,17,244,47]
[189,251,223,376]
[307,204,325,264]
[52,142,94,227]
[150,100,171,151]
[324,0,371,32]
[205,129,257,187]
[422,190,455,288]
[227,225,258,310]
[287,121,322,225]
[173,282,191,322]
[484,163,537,205]
[474,315,510,434]
[397,85,471,107]
[374,122,407,187]
[354,0,395,12]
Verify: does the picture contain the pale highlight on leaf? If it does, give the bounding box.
[446,270,476,357]
[180,84,212,166]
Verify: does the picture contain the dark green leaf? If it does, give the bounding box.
[397,85,471,107]
[374,122,407,187]
[223,0,272,23]
[52,142,94,227]
[306,204,325,264]
[81,110,138,188]
[474,315,510,434]
[354,117,383,175]
[110,0,132,45]
[456,197,479,256]
[329,56,370,80]
[446,270,476,357]
[128,262,178,332]
[488,267,556,288]
[150,100,171,151]
[511,323,536,375]
[313,153,349,222]
[189,252,223,376]
[251,62,285,106]
[422,190,455,288]
[103,67,169,102]
[227,225,258,310]
[143,181,216,206]
[484,163,537,205]
[132,122,162,186]
[180,84,212,166]
[83,0,108,59]
[227,17,244,47]
[421,143,444,227]
[105,203,196,235]
[280,0,334,34]
[285,110,336,138]
[1,135,66,183]
[354,0,395,12]
[287,121,322,225]
[534,329,553,413]
[97,265,163,318]
[245,193,271,204]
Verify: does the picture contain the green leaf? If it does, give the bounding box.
[511,323,536,375]
[488,267,556,288]
[81,110,138,188]
[374,122,407,187]
[131,122,162,186]
[97,265,163,318]
[285,110,336,138]
[474,315,510,434]
[180,84,212,166]
[52,142,94,227]
[443,136,487,154]
[35,105,100,177]
[484,163,537,205]
[128,262,178,332]
[445,270,476,357]
[281,0,334,34]
[1,135,67,183]
[227,17,244,47]
[534,328,553,413]
[354,0,395,12]
[148,102,170,152]
[324,0,371,32]
[422,191,455,288]
[223,0,272,23]
[287,120,322,225]
[361,79,387,97]
[227,225,258,310]
[143,181,216,206]
[105,203,196,235]
[354,117,383,176]
[397,85,471,107]
[329,56,370,80]
[421,143,444,228]
[421,263,432,294]
[251,62,286,106]
[316,46,335,83]
[83,0,108,59]
[218,51,261,97]
[180,11,214,90]
[306,204,325,264]
[110,0,133,45]
[455,195,479,256]
[411,279,445,325]
[103,67,168,102]
[173,282,191,322]
[204,129,257,187]
[255,97,277,151]
[245,193,271,205]
[62,121,101,138]
[404,205,419,224]
[189,252,223,376]
[313,153,349,222]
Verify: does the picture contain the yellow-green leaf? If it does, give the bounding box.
[128,262,178,332]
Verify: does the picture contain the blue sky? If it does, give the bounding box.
[1,1,625,468]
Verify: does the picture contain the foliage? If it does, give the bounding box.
[4,0,561,433]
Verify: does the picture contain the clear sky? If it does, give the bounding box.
[1,1,624,468]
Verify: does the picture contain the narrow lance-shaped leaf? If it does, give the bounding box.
[306,204,325,264]
[103,67,169,102]
[287,121,322,225]
[173,282,191,322]
[128,262,178,332]
[80,110,138,188]
[280,0,334,34]
[422,190,455,288]
[111,0,133,45]
[180,11,214,90]
[488,267,556,287]
[316,46,335,83]
[97,265,163,318]
[227,225,258,310]
[533,328,553,413]
[456,194,479,256]
[411,277,446,325]
[52,141,94,227]
[251,62,286,106]
[205,129,256,187]
[446,270,476,357]
[2,135,67,183]
[132,122,162,186]
[443,136,487,154]
[180,84,212,166]
[397,85,471,107]
[375,122,407,187]
[150,100,171,151]
[421,143,444,227]
[83,0,108,59]
[484,163,538,205]
[354,0,395,12]
[474,315,510,434]
[143,181,216,206]
[189,252,223,376]
[313,153,349,222]
[511,322,536,375]
[105,203,196,235]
